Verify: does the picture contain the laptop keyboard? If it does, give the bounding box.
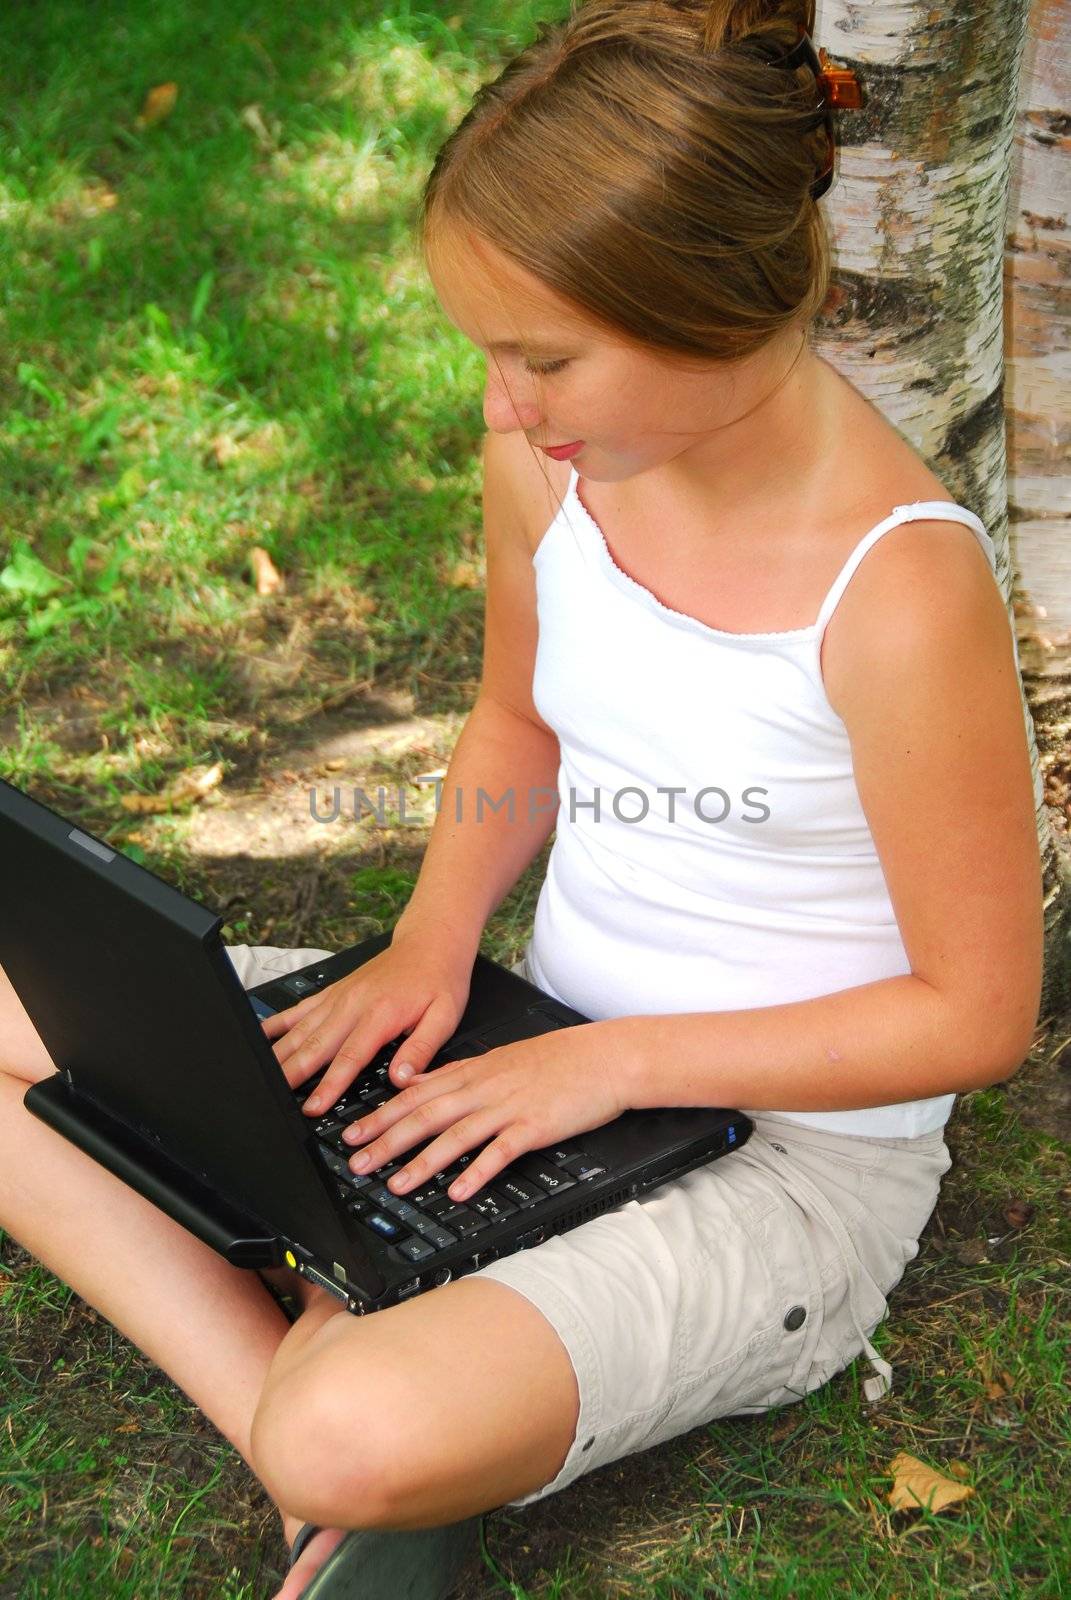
[293,1037,608,1268]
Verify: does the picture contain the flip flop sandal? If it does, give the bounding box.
[287,1515,483,1599]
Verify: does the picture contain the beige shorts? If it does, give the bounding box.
[228,943,951,1511]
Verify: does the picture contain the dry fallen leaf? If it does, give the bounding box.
[211,433,241,468]
[115,1422,141,1434]
[249,546,285,595]
[447,559,482,589]
[122,827,157,847]
[240,103,275,149]
[120,763,224,815]
[135,83,179,129]
[887,1452,975,1515]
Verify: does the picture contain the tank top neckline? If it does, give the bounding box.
[557,461,988,645]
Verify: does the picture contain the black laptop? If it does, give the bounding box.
[0,776,751,1314]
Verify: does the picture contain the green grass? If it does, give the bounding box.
[2,0,570,776]
[2,3,1070,1597]
[4,1088,1069,1598]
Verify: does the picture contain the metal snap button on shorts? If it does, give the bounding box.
[227,943,951,1510]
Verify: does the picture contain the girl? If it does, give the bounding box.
[0,1,1044,1597]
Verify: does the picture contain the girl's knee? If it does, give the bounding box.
[250,1358,393,1528]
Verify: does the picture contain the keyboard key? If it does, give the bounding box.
[434,1153,476,1186]
[534,1142,588,1167]
[513,1157,578,1196]
[329,1097,363,1120]
[556,1157,608,1182]
[470,1189,519,1222]
[281,972,326,997]
[314,1115,352,1139]
[406,1215,458,1249]
[319,1123,361,1152]
[420,1190,463,1220]
[429,1204,489,1237]
[363,1211,411,1243]
[356,1087,393,1113]
[494,1175,545,1210]
[317,1145,373,1190]
[394,1235,437,1264]
[373,1192,428,1228]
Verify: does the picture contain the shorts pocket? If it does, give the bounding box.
[643,1318,795,1444]
[666,1190,829,1433]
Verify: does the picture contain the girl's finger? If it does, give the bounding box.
[258,995,316,1040]
[370,1107,499,1196]
[387,996,465,1087]
[340,1064,465,1148]
[271,995,357,1073]
[442,1130,526,1203]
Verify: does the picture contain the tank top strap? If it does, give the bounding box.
[814,501,994,641]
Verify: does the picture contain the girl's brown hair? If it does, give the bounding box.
[420,0,833,370]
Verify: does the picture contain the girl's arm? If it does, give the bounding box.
[619,519,1044,1113]
[393,430,561,964]
[336,518,1044,1207]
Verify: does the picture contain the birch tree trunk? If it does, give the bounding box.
[813,0,1071,1023]
[1003,0,1071,1025]
[1006,0,1071,640]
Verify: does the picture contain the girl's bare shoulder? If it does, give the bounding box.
[816,383,995,714]
[484,431,571,559]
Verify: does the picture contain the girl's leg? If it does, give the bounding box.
[1,960,584,1557]
[250,1274,582,1534]
[0,962,295,1489]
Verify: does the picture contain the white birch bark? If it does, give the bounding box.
[1005,0,1071,640]
[813,0,1071,1020]
[1003,0,1071,1026]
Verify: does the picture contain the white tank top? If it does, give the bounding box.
[524,464,1033,1138]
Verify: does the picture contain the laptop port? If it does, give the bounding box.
[301,1263,349,1304]
[432,1266,453,1286]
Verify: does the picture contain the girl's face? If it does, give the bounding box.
[424,223,810,487]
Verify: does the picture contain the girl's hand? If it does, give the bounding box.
[336,1022,629,1204]
[260,930,475,1112]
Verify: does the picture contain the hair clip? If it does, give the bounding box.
[778,26,863,108]
[771,25,863,198]
[814,51,863,111]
